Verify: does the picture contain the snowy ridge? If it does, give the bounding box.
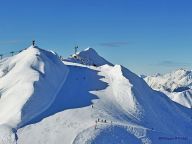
[17,62,192,144]
[144,69,192,108]
[0,46,68,143]
[171,89,192,108]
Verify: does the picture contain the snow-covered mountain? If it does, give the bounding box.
[144,69,192,108]
[66,47,113,66]
[0,46,68,143]
[0,46,192,144]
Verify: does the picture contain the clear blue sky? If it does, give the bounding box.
[0,0,191,75]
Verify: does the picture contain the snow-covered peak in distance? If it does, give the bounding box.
[66,47,113,66]
[144,68,192,108]
[145,68,192,92]
[152,73,161,77]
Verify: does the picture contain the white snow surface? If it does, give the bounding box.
[145,69,192,108]
[18,63,192,144]
[0,47,192,144]
[0,46,68,143]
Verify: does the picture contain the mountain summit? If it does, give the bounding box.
[66,47,113,66]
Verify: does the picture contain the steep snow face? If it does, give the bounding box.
[144,69,192,108]
[101,65,192,131]
[171,89,192,108]
[66,47,113,66]
[17,62,192,144]
[0,46,68,143]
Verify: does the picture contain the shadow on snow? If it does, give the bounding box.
[20,65,108,128]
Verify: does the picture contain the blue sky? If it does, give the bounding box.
[0,0,191,75]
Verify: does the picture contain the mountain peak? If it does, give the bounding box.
[76,47,98,57]
[167,68,192,79]
[66,47,113,66]
[83,47,96,52]
[173,68,188,73]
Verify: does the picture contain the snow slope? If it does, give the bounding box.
[0,46,68,143]
[17,63,192,144]
[145,69,192,108]
[1,46,192,144]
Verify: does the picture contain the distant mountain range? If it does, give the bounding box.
[144,69,192,108]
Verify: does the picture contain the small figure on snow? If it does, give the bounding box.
[32,40,35,46]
